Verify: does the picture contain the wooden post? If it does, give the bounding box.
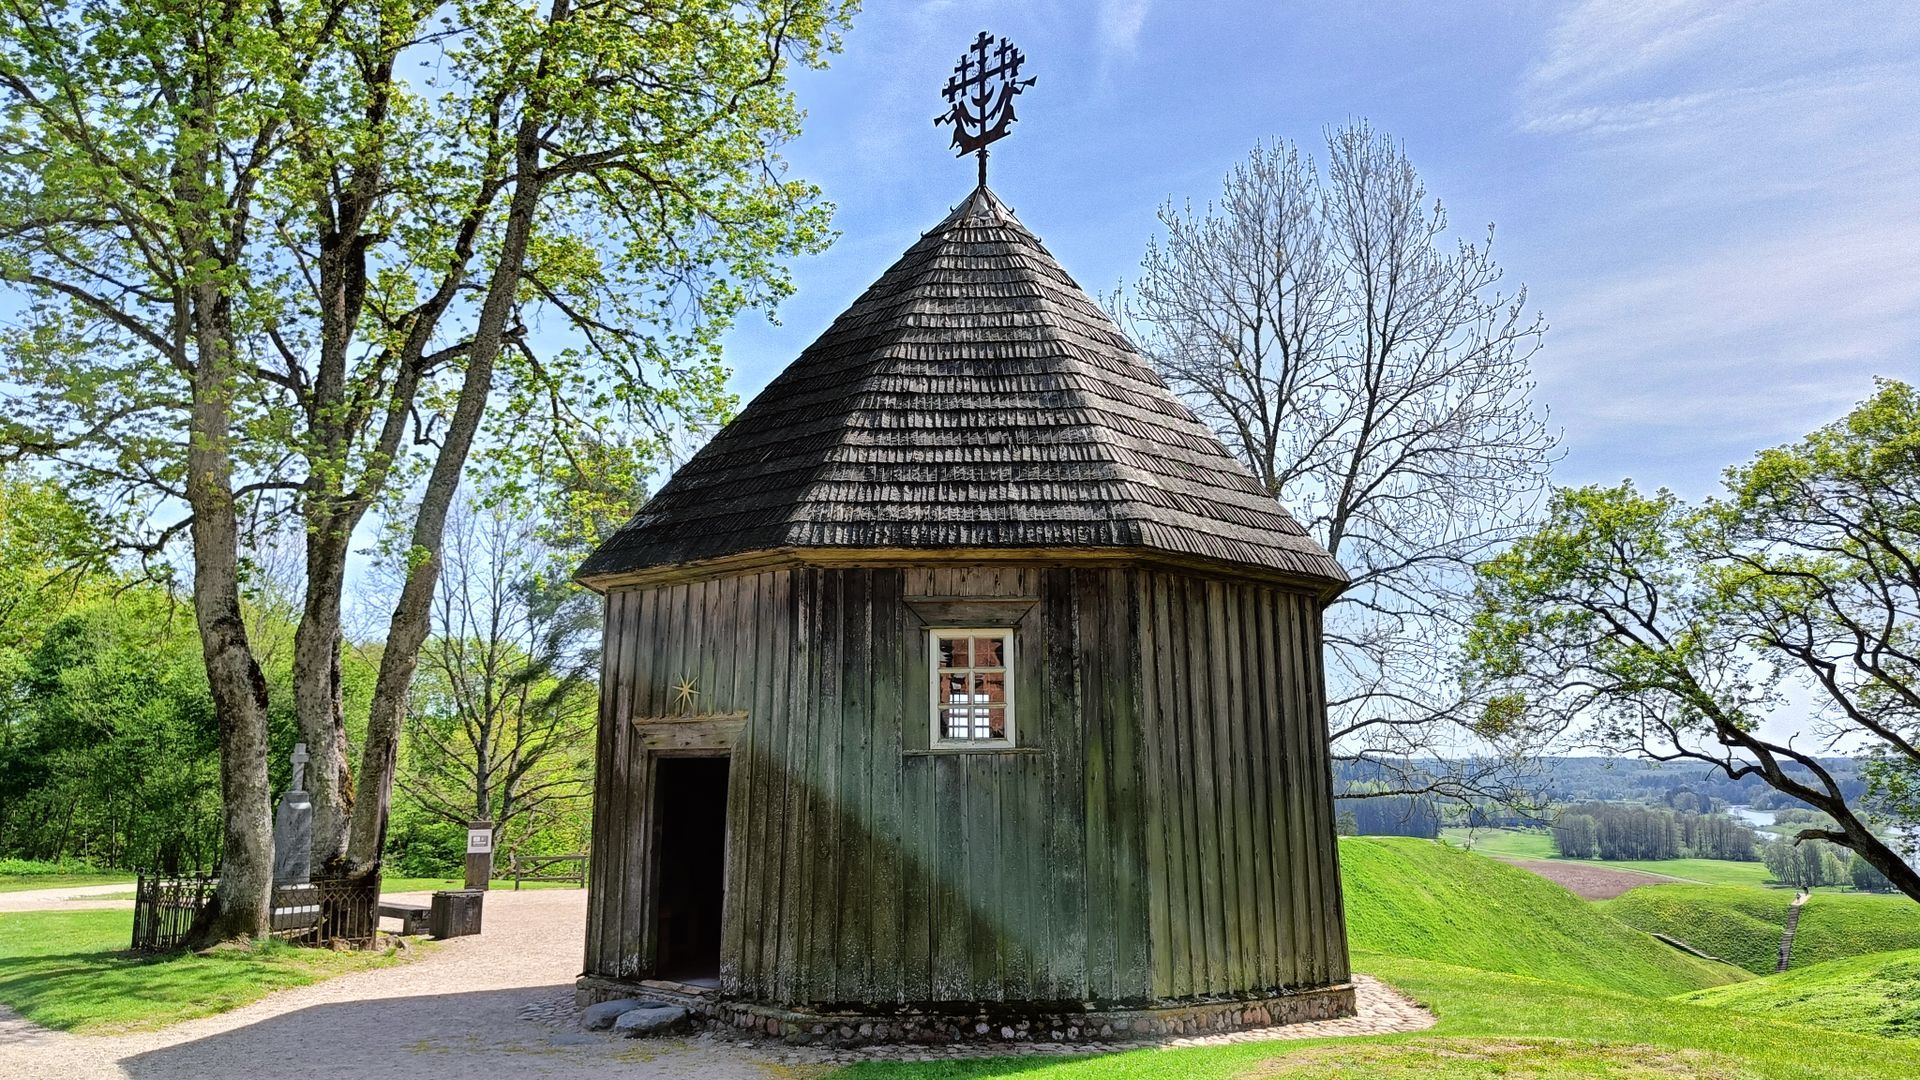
[465,820,493,890]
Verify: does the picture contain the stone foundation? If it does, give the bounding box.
[575,975,1356,1047]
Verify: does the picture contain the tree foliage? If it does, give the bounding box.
[0,0,851,939]
[1118,125,1557,805]
[1471,380,1920,902]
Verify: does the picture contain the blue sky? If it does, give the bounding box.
[721,0,1920,499]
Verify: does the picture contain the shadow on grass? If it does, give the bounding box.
[0,909,402,1035]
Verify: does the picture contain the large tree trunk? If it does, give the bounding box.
[344,111,551,872]
[294,523,354,867]
[183,285,274,948]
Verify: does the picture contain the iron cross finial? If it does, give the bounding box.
[935,30,1036,187]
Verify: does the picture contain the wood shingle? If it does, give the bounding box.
[576,187,1346,591]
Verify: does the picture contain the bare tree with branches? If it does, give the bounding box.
[1117,124,1559,803]
[396,497,596,852]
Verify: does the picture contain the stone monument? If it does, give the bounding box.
[272,742,313,886]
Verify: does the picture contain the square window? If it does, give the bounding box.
[929,628,1014,748]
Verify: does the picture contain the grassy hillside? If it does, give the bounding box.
[1681,948,1920,1040]
[1340,837,1744,996]
[1793,892,1920,967]
[1604,885,1920,974]
[1602,885,1794,973]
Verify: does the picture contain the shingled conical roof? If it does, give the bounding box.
[577,187,1345,591]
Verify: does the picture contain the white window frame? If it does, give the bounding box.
[929,628,1016,749]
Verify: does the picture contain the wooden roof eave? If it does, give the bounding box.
[573,544,1349,604]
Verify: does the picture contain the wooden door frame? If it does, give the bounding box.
[632,713,741,981]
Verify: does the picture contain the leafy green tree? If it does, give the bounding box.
[2,592,221,868]
[1852,853,1894,893]
[0,0,849,940]
[1470,381,1920,903]
[1551,813,1598,859]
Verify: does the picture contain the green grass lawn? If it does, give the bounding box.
[0,908,416,1034]
[0,872,135,893]
[1342,837,1744,996]
[828,840,1920,1079]
[1793,892,1920,967]
[825,955,1912,1079]
[1602,885,1795,973]
[1604,885,1920,975]
[1680,948,1920,1040]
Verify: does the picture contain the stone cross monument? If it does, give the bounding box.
[272,742,313,886]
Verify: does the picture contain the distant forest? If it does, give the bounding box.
[1336,756,1867,843]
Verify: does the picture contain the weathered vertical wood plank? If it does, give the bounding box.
[1247,586,1285,989]
[933,756,968,999]
[1204,579,1247,993]
[720,575,755,991]
[1137,574,1173,998]
[776,568,815,1002]
[1222,582,1261,988]
[837,570,872,1000]
[1043,568,1085,1000]
[869,569,904,1003]
[1303,600,1351,983]
[585,591,623,975]
[1079,570,1114,1001]
[1181,576,1224,993]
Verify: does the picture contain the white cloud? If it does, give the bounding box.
[1098,0,1151,56]
[1513,1,1920,493]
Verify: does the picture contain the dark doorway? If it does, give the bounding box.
[652,755,730,985]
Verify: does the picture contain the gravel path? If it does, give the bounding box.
[0,882,136,913]
[0,890,780,1080]
[0,888,1433,1079]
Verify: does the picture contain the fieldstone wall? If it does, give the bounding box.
[575,976,1356,1048]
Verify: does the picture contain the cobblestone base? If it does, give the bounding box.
[531,974,1431,1065]
[574,975,1357,1048]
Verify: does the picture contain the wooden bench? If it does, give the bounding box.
[378,901,431,935]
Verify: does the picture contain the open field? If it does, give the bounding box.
[1441,826,1778,886]
[0,908,413,1034]
[1680,948,1920,1040]
[1492,857,1679,899]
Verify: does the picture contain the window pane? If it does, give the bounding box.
[972,636,1003,667]
[938,636,968,669]
[940,708,968,739]
[943,672,969,704]
[986,706,1006,740]
[973,671,1005,704]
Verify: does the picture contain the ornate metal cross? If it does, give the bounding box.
[935,30,1036,187]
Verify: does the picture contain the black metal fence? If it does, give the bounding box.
[269,873,382,948]
[131,871,216,952]
[131,868,384,952]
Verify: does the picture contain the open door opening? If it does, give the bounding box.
[652,755,729,986]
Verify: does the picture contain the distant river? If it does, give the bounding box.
[1728,805,1777,829]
